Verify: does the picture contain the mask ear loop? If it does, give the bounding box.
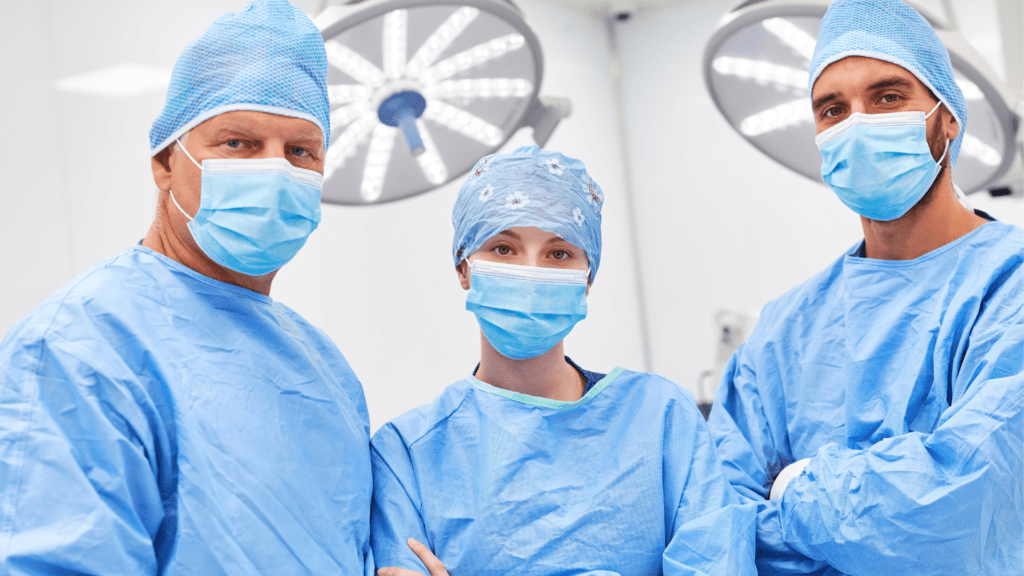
[175,137,204,171]
[954,181,974,212]
[168,189,194,221]
[167,137,201,221]
[924,101,950,166]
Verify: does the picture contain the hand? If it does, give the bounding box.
[377,538,450,576]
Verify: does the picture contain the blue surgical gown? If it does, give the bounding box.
[0,246,373,575]
[371,368,757,575]
[708,221,1023,575]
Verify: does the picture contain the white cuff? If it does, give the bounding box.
[769,458,811,502]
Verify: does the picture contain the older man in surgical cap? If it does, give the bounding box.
[707,0,1023,574]
[0,1,373,574]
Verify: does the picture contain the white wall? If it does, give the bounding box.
[0,0,643,431]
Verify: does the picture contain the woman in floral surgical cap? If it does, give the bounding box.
[371,146,756,576]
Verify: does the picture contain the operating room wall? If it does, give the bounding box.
[611,0,1024,398]
[0,0,644,431]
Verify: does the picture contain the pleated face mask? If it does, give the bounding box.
[466,260,588,360]
[169,139,323,276]
[816,101,948,221]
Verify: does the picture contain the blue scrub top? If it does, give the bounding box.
[371,368,757,575]
[709,221,1023,575]
[0,246,373,575]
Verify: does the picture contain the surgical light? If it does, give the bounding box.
[703,0,1021,194]
[315,0,570,205]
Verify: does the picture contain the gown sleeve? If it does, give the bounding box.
[710,268,1024,575]
[777,283,1024,574]
[662,393,758,576]
[0,323,168,575]
[708,342,830,574]
[370,423,433,573]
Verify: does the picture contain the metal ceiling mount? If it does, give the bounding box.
[314,0,571,205]
[703,0,1021,195]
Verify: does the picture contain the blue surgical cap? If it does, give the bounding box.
[149,0,330,155]
[452,146,605,282]
[809,0,966,165]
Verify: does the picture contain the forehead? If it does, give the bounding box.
[494,226,579,246]
[193,110,323,143]
[812,56,926,98]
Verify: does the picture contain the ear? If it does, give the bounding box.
[943,106,960,142]
[152,147,173,191]
[457,261,471,291]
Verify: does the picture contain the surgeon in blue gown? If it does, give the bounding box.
[0,2,373,574]
[707,1,1023,574]
[371,146,756,576]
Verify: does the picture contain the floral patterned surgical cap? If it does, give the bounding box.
[452,146,605,282]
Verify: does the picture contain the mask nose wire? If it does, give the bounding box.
[467,257,591,277]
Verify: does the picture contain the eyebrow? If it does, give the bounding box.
[494,230,522,241]
[210,124,259,139]
[210,124,322,146]
[812,92,840,112]
[811,75,916,112]
[867,76,914,92]
[287,134,324,147]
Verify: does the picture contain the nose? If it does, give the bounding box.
[523,250,543,268]
[257,140,289,159]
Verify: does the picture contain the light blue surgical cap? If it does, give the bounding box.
[809,0,966,165]
[149,0,330,155]
[452,146,605,282]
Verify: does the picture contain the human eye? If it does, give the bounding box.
[225,139,244,149]
[879,93,901,105]
[492,244,513,256]
[551,249,571,260]
[291,146,310,158]
[822,105,843,118]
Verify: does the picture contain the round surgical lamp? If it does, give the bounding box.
[703,0,1021,194]
[314,0,570,205]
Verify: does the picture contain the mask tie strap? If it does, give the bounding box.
[175,138,204,171]
[925,100,943,119]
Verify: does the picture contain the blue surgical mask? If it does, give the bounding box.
[169,139,322,276]
[466,260,588,360]
[816,101,948,221]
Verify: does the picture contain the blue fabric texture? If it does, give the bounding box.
[0,246,373,575]
[175,155,323,276]
[708,222,1023,575]
[815,104,947,221]
[566,356,606,392]
[452,146,605,281]
[466,261,589,360]
[371,369,757,575]
[149,0,330,154]
[809,0,967,165]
